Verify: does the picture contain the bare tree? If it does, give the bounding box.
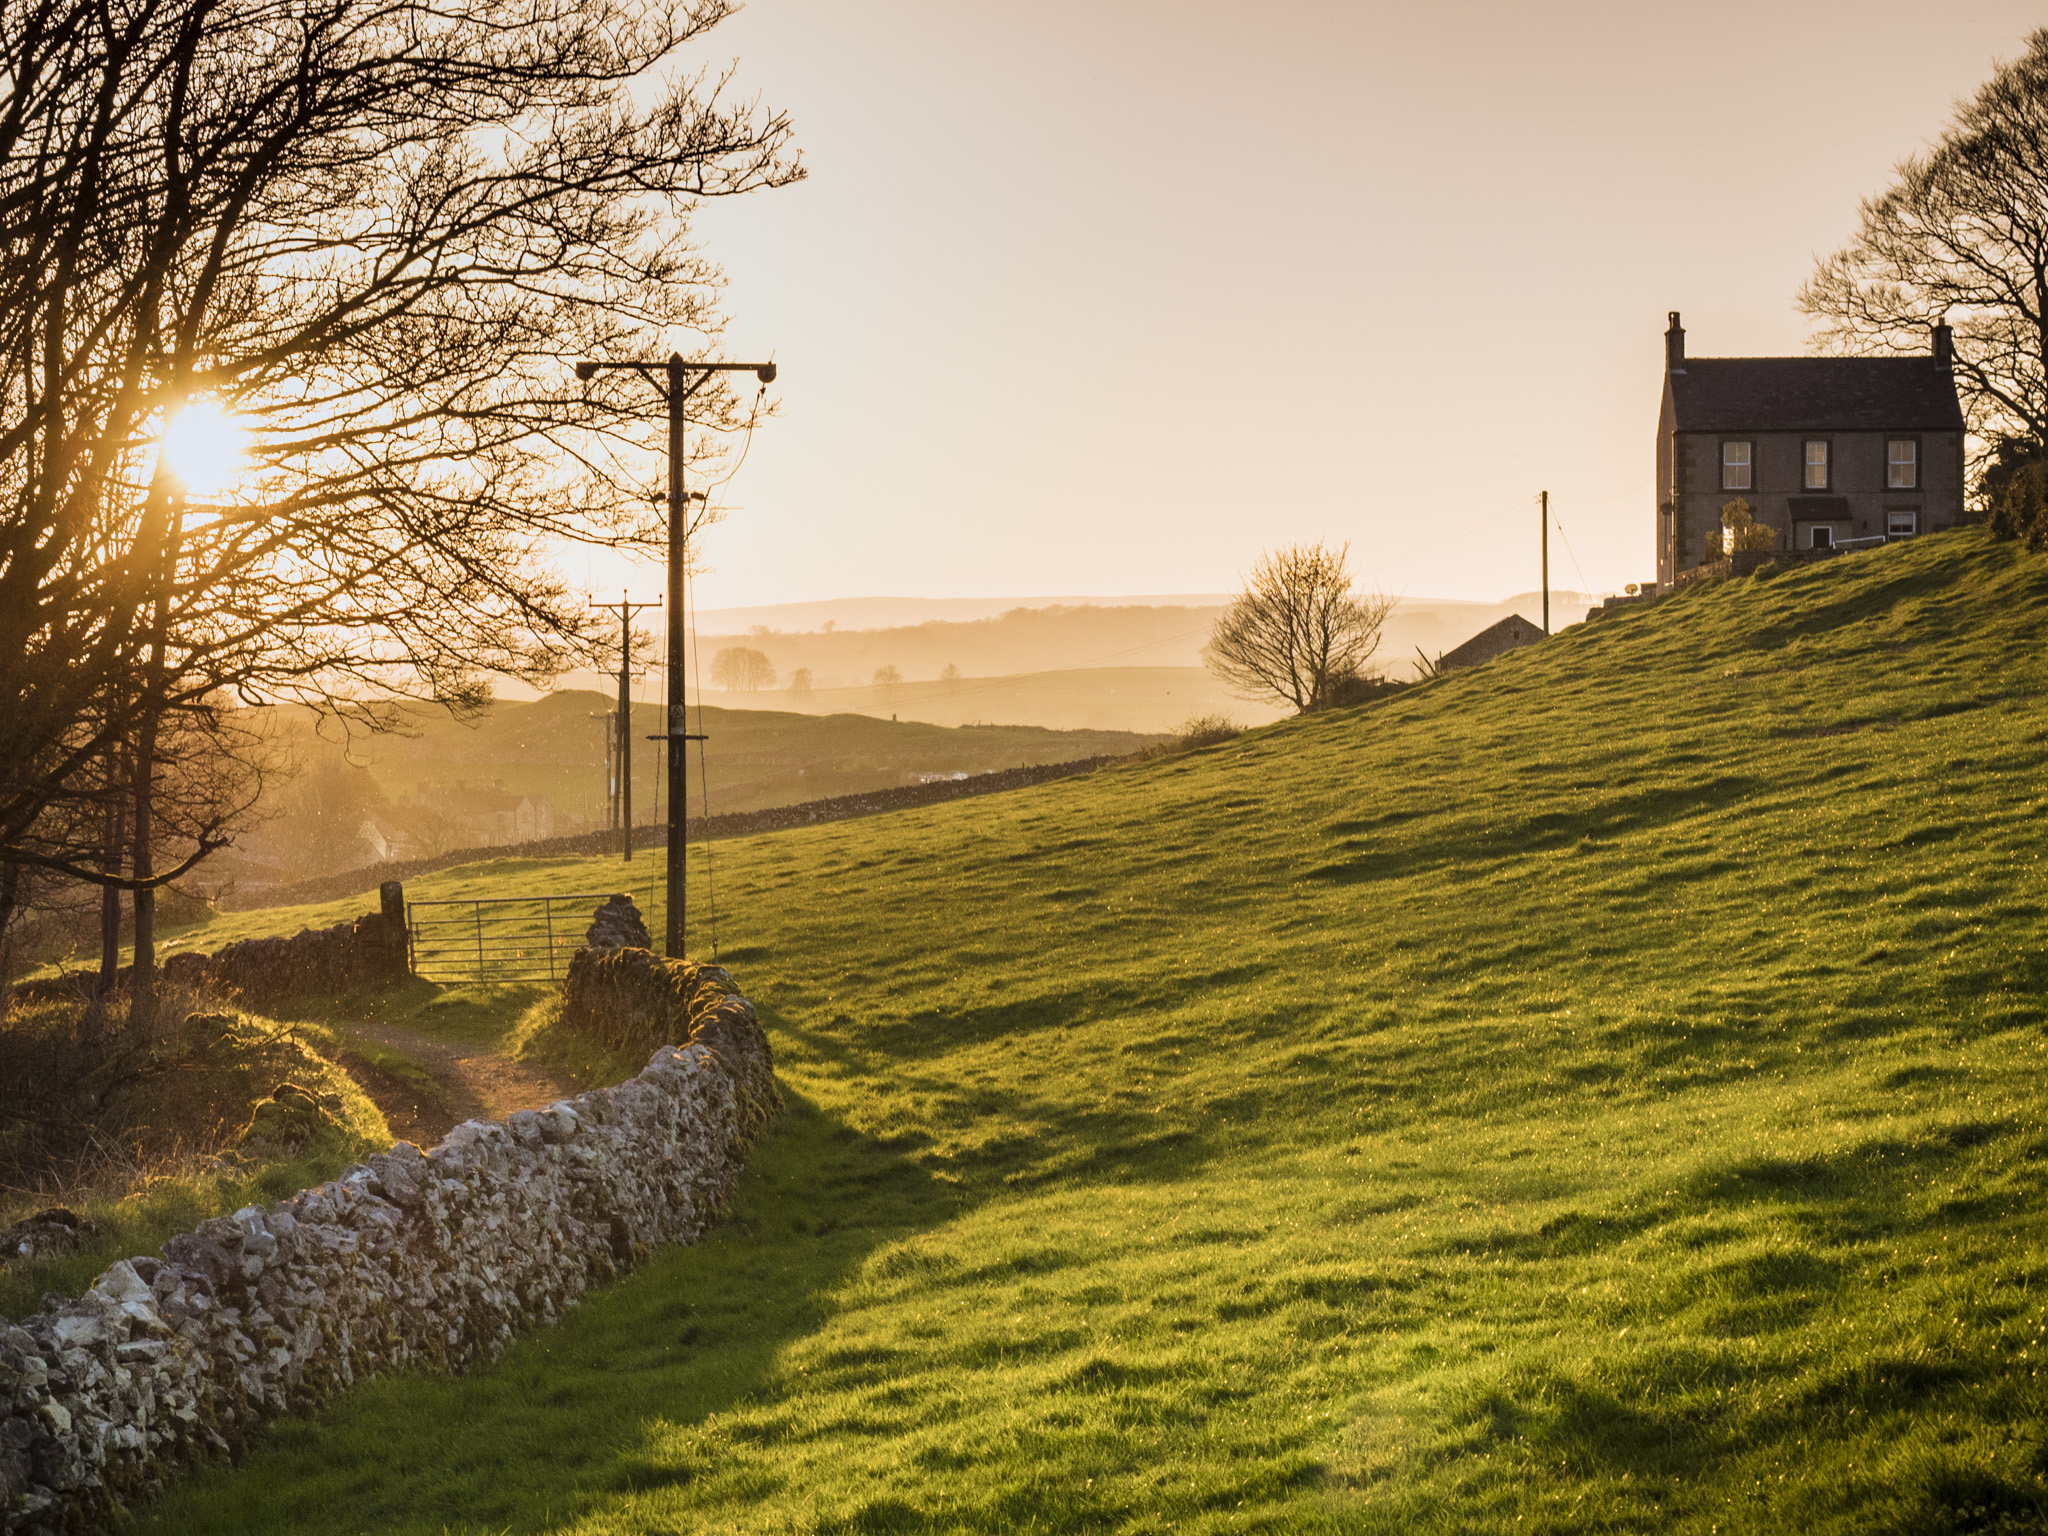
[711,647,775,691]
[1800,29,2048,462]
[1203,541,1391,713]
[0,0,800,989]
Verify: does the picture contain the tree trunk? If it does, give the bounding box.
[97,786,125,999]
[131,719,156,1031]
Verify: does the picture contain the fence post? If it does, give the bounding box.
[474,901,486,979]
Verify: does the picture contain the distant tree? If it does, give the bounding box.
[1978,437,2048,551]
[872,665,903,688]
[1203,541,1392,713]
[787,667,814,698]
[711,647,776,692]
[256,750,386,884]
[940,663,962,682]
[1800,29,2048,465]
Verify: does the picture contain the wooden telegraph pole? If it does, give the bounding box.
[1540,489,1551,636]
[592,593,657,860]
[573,352,778,957]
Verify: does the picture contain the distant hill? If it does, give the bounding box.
[681,593,1599,687]
[770,666,1281,734]
[218,695,1159,892]
[541,592,1601,734]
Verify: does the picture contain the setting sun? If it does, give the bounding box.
[159,400,250,497]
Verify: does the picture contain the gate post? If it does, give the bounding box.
[379,881,410,977]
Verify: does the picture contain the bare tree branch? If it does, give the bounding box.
[1202,541,1391,714]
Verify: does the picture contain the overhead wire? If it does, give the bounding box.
[1550,507,1594,599]
[687,557,719,963]
[675,382,764,964]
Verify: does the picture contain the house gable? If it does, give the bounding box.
[1439,613,1546,671]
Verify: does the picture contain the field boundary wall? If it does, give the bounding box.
[10,894,408,1009]
[0,962,775,1533]
[228,753,1122,910]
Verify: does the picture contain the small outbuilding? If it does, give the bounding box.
[1438,613,1547,671]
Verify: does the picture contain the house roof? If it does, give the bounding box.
[1439,613,1546,670]
[1668,357,1964,433]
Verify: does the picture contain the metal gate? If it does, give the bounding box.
[405,893,644,983]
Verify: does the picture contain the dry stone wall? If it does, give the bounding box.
[12,890,407,1010]
[0,970,777,1534]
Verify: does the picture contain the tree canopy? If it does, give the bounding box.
[0,0,800,926]
[1800,28,2048,458]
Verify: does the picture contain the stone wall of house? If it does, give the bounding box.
[0,976,777,1533]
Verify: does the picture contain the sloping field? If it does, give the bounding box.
[139,531,2048,1534]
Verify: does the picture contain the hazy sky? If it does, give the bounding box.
[581,0,2045,609]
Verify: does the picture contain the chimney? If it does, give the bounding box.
[1666,311,1685,371]
[1933,317,1953,367]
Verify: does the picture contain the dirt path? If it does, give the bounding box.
[339,1021,574,1148]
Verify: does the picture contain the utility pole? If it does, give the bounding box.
[587,711,615,830]
[574,352,777,957]
[1540,489,1551,636]
[592,593,657,861]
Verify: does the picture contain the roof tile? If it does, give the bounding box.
[1670,357,1963,432]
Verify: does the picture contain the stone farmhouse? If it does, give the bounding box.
[1655,312,1966,587]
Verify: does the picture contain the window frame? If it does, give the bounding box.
[1721,438,1755,492]
[1886,509,1919,538]
[1886,435,1920,490]
[1802,437,1831,491]
[1809,525,1834,550]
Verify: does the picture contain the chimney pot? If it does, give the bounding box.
[1933,317,1954,367]
[1665,311,1685,371]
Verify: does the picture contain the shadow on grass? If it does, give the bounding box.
[134,1087,958,1536]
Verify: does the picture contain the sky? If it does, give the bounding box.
[576,0,2047,610]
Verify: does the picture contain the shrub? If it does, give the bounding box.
[1979,437,2048,551]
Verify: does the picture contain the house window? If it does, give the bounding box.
[1810,526,1833,549]
[1887,438,1918,489]
[1887,510,1918,538]
[1721,440,1753,491]
[1804,439,1829,490]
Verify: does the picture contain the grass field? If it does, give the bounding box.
[329,691,1160,821]
[134,530,2048,1534]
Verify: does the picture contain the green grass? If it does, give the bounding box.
[0,1013,391,1320]
[342,690,1163,821]
[136,531,2048,1534]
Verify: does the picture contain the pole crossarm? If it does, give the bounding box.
[570,352,778,958]
[574,358,777,392]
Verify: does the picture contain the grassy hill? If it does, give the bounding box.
[137,530,2048,1534]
